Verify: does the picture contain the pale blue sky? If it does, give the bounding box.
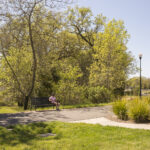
[77,0,150,78]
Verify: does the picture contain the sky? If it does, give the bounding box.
[76,0,150,78]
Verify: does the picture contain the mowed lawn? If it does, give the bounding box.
[0,102,112,114]
[0,121,150,150]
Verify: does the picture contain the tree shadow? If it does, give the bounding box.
[0,122,53,146]
[0,110,69,126]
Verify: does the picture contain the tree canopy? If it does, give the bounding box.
[0,5,136,109]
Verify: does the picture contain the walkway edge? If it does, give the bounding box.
[71,117,150,130]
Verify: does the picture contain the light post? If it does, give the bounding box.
[139,54,142,98]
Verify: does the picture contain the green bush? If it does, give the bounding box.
[145,97,150,104]
[113,100,128,120]
[128,99,150,122]
[88,86,112,103]
[55,65,88,105]
[56,82,87,105]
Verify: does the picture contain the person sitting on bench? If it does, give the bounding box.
[49,94,60,111]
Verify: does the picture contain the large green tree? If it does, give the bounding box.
[0,5,136,108]
[65,7,135,96]
[89,20,134,95]
[0,0,72,109]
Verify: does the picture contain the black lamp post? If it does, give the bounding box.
[139,54,142,98]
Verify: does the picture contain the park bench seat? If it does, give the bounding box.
[31,97,55,110]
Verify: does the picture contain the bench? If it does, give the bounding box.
[31,97,55,110]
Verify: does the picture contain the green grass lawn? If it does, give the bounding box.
[0,106,24,113]
[0,121,150,150]
[0,102,113,114]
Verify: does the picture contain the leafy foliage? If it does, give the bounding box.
[113,100,128,120]
[55,61,86,105]
[126,77,150,96]
[0,5,135,108]
[88,86,112,103]
[128,99,150,122]
[113,98,150,122]
[89,20,133,92]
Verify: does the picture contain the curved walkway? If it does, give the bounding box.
[72,117,150,130]
[0,105,150,130]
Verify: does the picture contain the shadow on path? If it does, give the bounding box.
[0,111,69,127]
[0,105,113,127]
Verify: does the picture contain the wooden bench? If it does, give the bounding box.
[31,97,55,110]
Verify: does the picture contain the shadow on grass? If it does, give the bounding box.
[0,122,53,146]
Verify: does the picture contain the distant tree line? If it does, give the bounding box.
[0,1,135,109]
[126,77,150,95]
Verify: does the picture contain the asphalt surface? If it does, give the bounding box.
[0,105,115,126]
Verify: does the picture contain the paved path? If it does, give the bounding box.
[1,105,150,130]
[0,105,114,126]
[72,117,150,130]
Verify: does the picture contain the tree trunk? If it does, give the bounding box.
[24,96,29,110]
[18,101,23,107]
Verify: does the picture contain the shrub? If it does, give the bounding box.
[145,97,150,104]
[88,86,113,103]
[128,99,150,122]
[55,65,87,105]
[56,82,87,105]
[113,100,128,120]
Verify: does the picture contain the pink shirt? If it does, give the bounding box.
[49,96,56,103]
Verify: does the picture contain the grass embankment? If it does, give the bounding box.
[0,100,112,114]
[0,121,150,150]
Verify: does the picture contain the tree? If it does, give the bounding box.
[55,58,85,105]
[0,47,32,104]
[65,6,106,85]
[0,5,136,107]
[0,0,73,109]
[89,20,134,95]
[66,6,106,48]
[126,77,150,96]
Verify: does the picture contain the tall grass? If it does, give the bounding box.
[128,99,150,122]
[113,97,150,122]
[113,100,128,120]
